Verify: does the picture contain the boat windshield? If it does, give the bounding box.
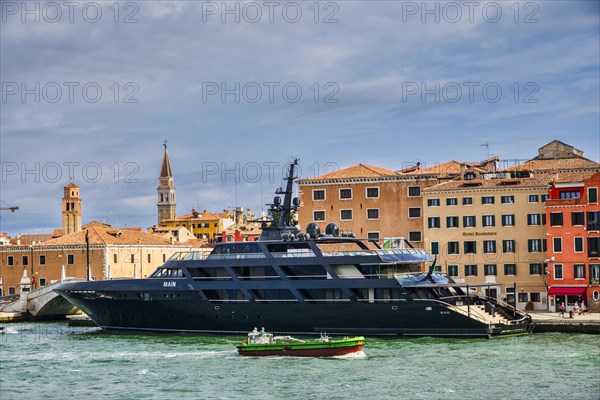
[168,251,206,261]
[149,268,184,278]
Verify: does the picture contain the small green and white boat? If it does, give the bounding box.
[237,329,365,357]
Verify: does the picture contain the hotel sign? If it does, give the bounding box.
[462,232,498,236]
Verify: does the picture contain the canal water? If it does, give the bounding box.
[1,322,598,400]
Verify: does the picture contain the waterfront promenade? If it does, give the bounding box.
[529,311,600,334]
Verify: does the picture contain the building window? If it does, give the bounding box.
[428,217,440,229]
[553,237,562,253]
[448,265,459,276]
[530,292,541,302]
[502,214,515,226]
[9,287,16,295]
[367,232,380,240]
[559,190,580,200]
[527,214,541,226]
[114,254,118,263]
[587,211,600,231]
[554,264,563,279]
[541,194,549,202]
[408,208,421,218]
[464,241,477,254]
[482,215,495,227]
[528,239,542,253]
[431,242,439,255]
[366,187,379,199]
[446,198,458,206]
[427,198,440,207]
[550,212,563,226]
[7,256,14,266]
[465,265,477,276]
[588,237,600,257]
[529,263,542,275]
[483,240,496,254]
[574,237,584,253]
[518,293,528,303]
[313,211,325,221]
[503,240,515,253]
[67,254,74,264]
[339,188,352,200]
[590,264,600,284]
[147,254,151,263]
[484,264,497,276]
[588,187,598,203]
[463,216,476,227]
[501,195,514,204]
[462,197,473,205]
[446,216,459,228]
[448,242,460,254]
[163,254,166,262]
[367,209,380,220]
[571,212,584,226]
[528,194,539,203]
[340,209,353,221]
[39,278,46,287]
[312,190,325,201]
[482,196,495,204]
[409,231,422,242]
[504,264,517,276]
[408,186,421,197]
[22,255,29,266]
[39,255,46,265]
[130,254,135,263]
[574,264,586,279]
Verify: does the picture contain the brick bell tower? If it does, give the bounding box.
[62,182,82,235]
[157,142,176,224]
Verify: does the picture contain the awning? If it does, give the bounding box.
[548,287,586,296]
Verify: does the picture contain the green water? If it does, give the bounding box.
[1,322,599,400]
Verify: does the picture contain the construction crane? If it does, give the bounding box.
[0,200,19,212]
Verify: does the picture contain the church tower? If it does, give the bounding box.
[62,182,82,235]
[157,143,176,224]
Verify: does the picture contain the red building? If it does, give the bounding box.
[545,171,600,311]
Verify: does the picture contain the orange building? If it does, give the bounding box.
[298,164,435,243]
[545,171,600,311]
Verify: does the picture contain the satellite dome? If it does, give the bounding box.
[306,222,321,239]
[325,223,339,237]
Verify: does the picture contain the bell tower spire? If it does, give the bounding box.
[157,142,176,224]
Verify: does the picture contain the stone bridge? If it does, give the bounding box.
[0,278,86,319]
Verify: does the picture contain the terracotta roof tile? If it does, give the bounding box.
[309,164,396,180]
[41,226,173,246]
[508,157,599,172]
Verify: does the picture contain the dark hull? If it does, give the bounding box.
[55,289,529,338]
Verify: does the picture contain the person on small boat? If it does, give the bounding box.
[260,327,265,335]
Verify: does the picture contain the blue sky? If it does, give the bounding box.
[1,1,599,235]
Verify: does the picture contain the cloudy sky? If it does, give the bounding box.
[1,0,598,235]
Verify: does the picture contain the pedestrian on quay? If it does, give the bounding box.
[559,302,566,317]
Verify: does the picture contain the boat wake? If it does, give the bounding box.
[0,327,19,334]
[332,350,367,360]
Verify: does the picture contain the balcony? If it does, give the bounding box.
[587,222,600,232]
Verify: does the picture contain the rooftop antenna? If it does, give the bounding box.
[481,142,490,159]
